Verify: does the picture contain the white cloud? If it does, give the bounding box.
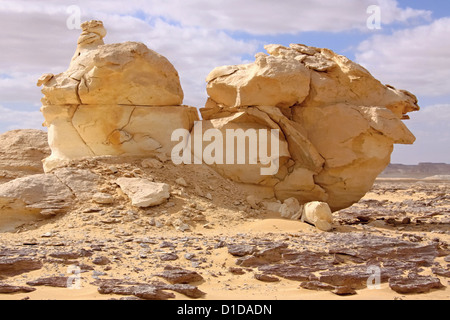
[101,16,259,107]
[356,17,450,97]
[0,1,259,110]
[391,104,450,164]
[377,0,432,24]
[0,72,43,104]
[0,105,45,132]
[0,0,431,34]
[98,0,431,34]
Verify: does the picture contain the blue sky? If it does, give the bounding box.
[0,0,449,164]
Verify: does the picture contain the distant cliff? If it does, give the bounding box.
[380,163,450,178]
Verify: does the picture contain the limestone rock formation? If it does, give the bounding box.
[0,130,50,184]
[37,20,198,172]
[0,174,73,232]
[31,20,420,219]
[202,44,419,211]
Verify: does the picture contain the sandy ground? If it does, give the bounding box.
[0,165,448,300]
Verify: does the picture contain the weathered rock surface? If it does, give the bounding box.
[155,265,204,284]
[94,278,205,300]
[279,198,303,220]
[115,178,170,208]
[40,21,183,107]
[0,282,36,294]
[202,43,419,211]
[26,276,73,288]
[0,174,74,232]
[0,179,446,300]
[0,164,104,232]
[389,274,444,294]
[52,167,101,200]
[228,244,257,257]
[0,130,50,184]
[225,231,446,295]
[302,201,333,231]
[0,257,43,279]
[31,20,421,218]
[37,20,198,172]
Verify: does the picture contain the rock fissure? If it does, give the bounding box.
[70,106,97,157]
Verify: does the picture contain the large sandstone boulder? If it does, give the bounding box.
[37,21,198,172]
[39,21,184,107]
[0,130,50,184]
[202,44,419,211]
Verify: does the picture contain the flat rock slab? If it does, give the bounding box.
[27,276,72,288]
[0,257,43,278]
[227,244,257,257]
[155,266,204,284]
[254,273,280,283]
[93,279,205,300]
[0,282,36,294]
[389,275,445,294]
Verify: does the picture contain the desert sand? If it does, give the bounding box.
[0,155,448,301]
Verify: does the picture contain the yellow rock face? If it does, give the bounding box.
[202,44,420,211]
[38,21,197,172]
[37,21,420,212]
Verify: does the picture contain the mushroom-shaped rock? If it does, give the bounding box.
[201,43,419,211]
[37,20,198,172]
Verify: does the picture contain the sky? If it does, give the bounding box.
[0,0,449,164]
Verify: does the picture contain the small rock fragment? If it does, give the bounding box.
[228,244,257,257]
[92,256,111,266]
[93,193,115,204]
[229,267,246,275]
[254,273,280,283]
[41,232,53,238]
[159,253,179,262]
[142,158,163,169]
[155,266,204,284]
[300,281,335,291]
[302,202,333,231]
[26,277,72,288]
[115,178,170,208]
[279,198,302,220]
[332,286,357,296]
[175,177,188,187]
